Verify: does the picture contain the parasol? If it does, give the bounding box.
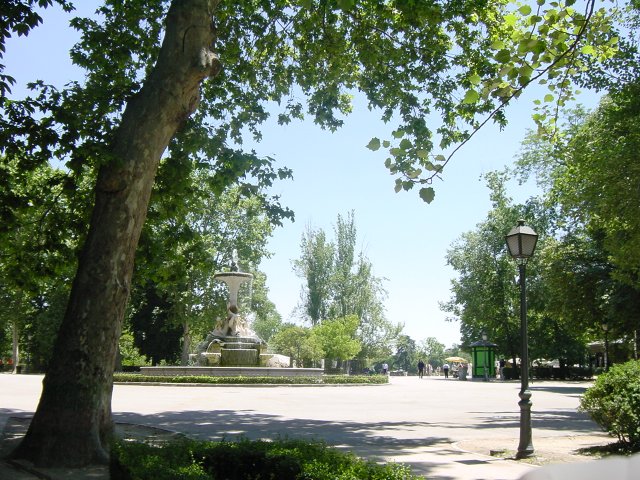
[444,356,467,363]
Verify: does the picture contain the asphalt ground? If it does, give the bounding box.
[0,373,612,480]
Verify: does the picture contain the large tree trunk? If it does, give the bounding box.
[11,0,221,467]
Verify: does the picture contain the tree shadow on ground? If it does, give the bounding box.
[529,384,590,397]
[451,408,599,434]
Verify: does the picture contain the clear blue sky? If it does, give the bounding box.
[5,2,601,348]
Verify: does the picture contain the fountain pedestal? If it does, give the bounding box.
[197,335,289,367]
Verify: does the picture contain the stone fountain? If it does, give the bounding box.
[139,251,321,378]
[195,250,286,367]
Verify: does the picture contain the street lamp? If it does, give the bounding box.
[602,323,609,372]
[482,331,488,382]
[506,219,538,459]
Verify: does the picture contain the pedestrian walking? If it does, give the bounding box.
[443,363,450,379]
[417,359,425,379]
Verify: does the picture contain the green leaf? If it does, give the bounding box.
[407,168,422,179]
[434,154,446,162]
[581,45,595,55]
[463,89,480,104]
[504,13,518,26]
[419,187,435,203]
[468,73,481,86]
[532,39,547,54]
[494,49,512,64]
[392,129,405,139]
[366,137,381,151]
[544,93,554,102]
[518,5,532,15]
[528,15,542,25]
[399,138,412,150]
[519,65,533,80]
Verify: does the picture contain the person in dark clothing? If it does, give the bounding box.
[418,359,425,379]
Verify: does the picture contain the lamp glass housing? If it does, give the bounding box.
[506,220,538,259]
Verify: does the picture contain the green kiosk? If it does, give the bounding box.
[470,333,497,381]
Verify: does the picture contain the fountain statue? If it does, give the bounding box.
[195,250,289,368]
[211,250,255,338]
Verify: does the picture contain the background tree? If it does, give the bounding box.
[313,315,362,372]
[0,156,87,372]
[293,212,399,366]
[418,337,446,370]
[249,271,283,343]
[117,328,150,367]
[293,225,334,325]
[441,172,540,364]
[512,84,640,359]
[390,334,418,373]
[330,213,357,319]
[269,324,323,368]
[438,170,597,368]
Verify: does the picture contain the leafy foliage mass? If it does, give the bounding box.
[113,438,419,480]
[579,360,640,450]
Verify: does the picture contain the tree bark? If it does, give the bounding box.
[11,0,221,467]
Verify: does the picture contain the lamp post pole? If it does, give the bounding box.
[506,219,538,460]
[516,260,533,458]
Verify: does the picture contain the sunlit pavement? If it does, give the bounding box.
[1,373,607,479]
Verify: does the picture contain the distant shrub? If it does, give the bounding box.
[113,374,388,385]
[112,438,419,480]
[579,360,640,450]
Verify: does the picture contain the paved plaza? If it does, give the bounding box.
[1,373,611,479]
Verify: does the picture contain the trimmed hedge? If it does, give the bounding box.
[113,438,418,480]
[579,360,640,451]
[113,373,389,385]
